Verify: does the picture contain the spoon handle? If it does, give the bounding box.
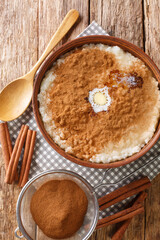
[25,9,79,81]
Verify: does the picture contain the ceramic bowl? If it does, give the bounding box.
[32,35,160,169]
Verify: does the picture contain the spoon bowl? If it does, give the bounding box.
[0,9,79,121]
[0,79,33,121]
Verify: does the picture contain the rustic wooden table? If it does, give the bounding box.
[0,0,160,239]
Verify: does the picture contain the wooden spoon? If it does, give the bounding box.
[0,9,79,121]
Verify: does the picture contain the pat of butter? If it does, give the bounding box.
[93,92,107,105]
[89,86,111,113]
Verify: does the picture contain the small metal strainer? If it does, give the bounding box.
[15,170,99,240]
[15,157,157,240]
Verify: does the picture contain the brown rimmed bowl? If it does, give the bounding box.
[32,35,160,169]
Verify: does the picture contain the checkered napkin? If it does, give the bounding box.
[2,21,160,217]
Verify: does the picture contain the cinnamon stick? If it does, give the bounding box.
[0,122,19,181]
[0,122,12,170]
[112,191,147,240]
[18,130,32,186]
[5,125,24,183]
[5,123,19,181]
[96,203,144,230]
[20,130,36,187]
[5,125,29,184]
[98,177,151,210]
[4,123,12,157]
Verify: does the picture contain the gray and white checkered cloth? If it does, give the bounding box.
[3,21,160,217]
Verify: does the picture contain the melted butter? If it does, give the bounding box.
[89,87,111,113]
[93,92,107,105]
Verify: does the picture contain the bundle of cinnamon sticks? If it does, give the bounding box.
[0,122,36,187]
[97,177,151,240]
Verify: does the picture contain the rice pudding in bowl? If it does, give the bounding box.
[37,42,160,164]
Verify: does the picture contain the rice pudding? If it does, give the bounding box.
[38,44,160,163]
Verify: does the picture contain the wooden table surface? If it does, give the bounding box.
[0,0,160,239]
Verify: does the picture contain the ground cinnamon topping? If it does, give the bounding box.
[30,180,88,239]
[45,47,157,160]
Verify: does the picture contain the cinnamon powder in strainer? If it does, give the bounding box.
[30,180,88,239]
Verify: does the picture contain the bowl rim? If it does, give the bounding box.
[16,169,99,240]
[32,35,160,169]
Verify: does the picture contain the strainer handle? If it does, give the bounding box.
[15,227,24,239]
